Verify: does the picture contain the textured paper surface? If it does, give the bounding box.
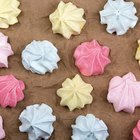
[0,0,140,139]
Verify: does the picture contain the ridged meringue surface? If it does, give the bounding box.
[107,72,140,113]
[0,0,21,28]
[49,1,86,39]
[57,74,93,111]
[0,116,5,139]
[100,0,138,35]
[0,32,14,68]
[133,120,140,140]
[19,104,56,140]
[71,114,109,140]
[0,74,25,108]
[135,40,140,65]
[74,40,111,76]
[22,40,60,75]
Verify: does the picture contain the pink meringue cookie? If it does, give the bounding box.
[0,32,14,68]
[133,120,140,140]
[0,74,25,108]
[0,116,5,139]
[74,40,111,76]
[107,72,140,113]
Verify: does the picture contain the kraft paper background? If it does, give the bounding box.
[0,0,140,139]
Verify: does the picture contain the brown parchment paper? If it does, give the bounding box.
[0,0,140,139]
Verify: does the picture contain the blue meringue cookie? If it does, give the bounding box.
[19,104,56,140]
[22,40,60,74]
[71,114,109,140]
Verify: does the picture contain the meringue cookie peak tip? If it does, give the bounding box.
[57,74,93,111]
[49,1,86,39]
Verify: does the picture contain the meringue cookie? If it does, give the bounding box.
[99,0,138,35]
[22,40,60,75]
[133,120,140,140]
[57,74,93,111]
[71,114,109,140]
[0,116,5,139]
[0,74,25,108]
[135,40,140,65]
[0,0,21,28]
[107,72,140,113]
[19,104,56,140]
[0,32,14,68]
[49,1,86,39]
[74,40,111,76]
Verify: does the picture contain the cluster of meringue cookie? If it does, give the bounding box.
[49,0,138,38]
[18,104,109,140]
[0,0,140,139]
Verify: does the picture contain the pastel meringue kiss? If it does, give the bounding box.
[0,0,21,28]
[71,114,109,140]
[0,74,25,108]
[107,72,140,113]
[19,104,56,140]
[0,116,5,139]
[133,120,140,140]
[74,40,111,76]
[135,39,140,65]
[0,32,14,68]
[57,74,93,111]
[100,0,138,35]
[49,1,86,39]
[22,40,60,75]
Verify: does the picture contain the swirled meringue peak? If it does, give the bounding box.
[74,40,111,76]
[135,40,140,65]
[0,116,5,139]
[19,104,56,140]
[133,120,140,140]
[0,32,14,68]
[71,114,109,140]
[57,74,93,111]
[0,74,25,108]
[99,0,138,35]
[22,40,60,75]
[107,72,140,113]
[0,0,21,28]
[49,1,86,39]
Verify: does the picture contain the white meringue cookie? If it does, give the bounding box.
[71,114,109,140]
[19,104,56,140]
[22,40,60,74]
[99,0,138,35]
